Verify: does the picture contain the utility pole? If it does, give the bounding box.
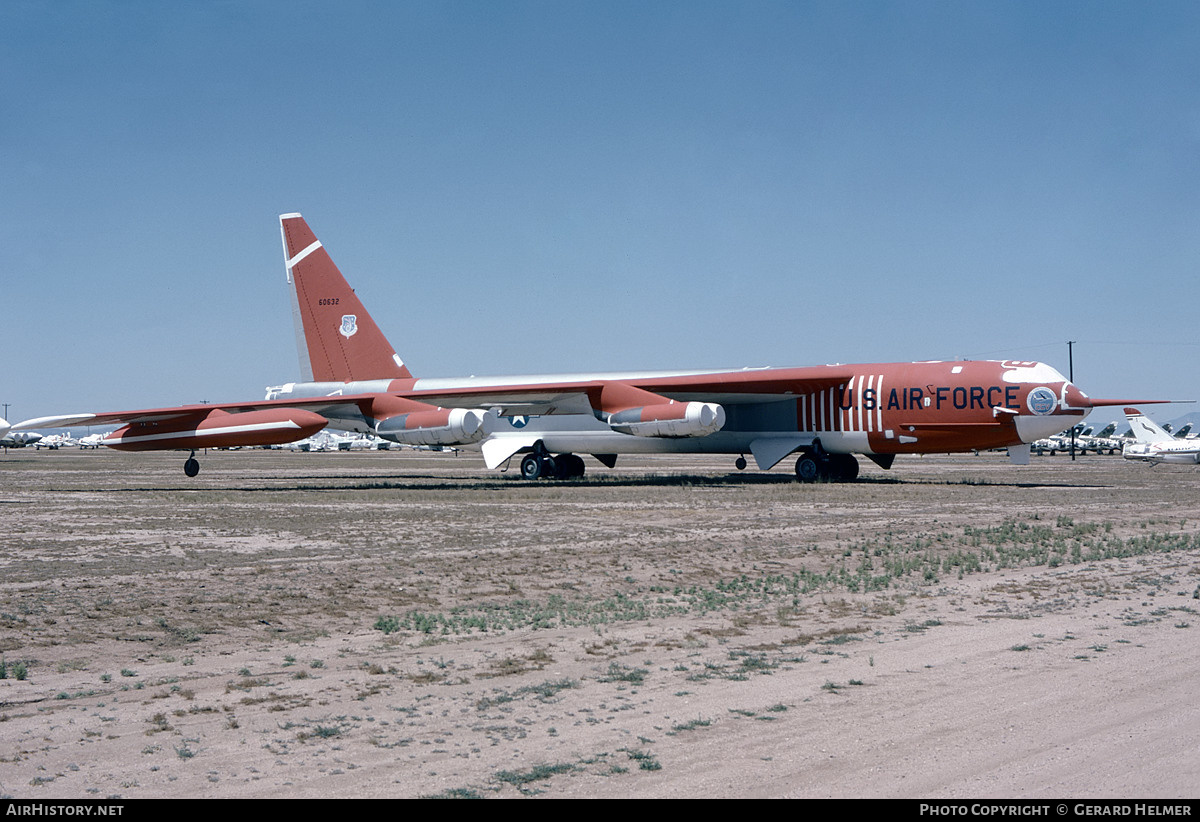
[1068,341,1076,461]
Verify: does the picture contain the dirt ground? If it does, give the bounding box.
[1,447,1197,799]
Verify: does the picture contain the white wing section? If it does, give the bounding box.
[13,413,100,430]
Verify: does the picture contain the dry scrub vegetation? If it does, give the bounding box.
[1,448,1197,798]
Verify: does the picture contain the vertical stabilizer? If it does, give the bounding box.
[1124,408,1175,444]
[279,213,412,383]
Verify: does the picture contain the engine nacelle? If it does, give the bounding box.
[104,408,328,451]
[375,408,490,446]
[608,401,725,438]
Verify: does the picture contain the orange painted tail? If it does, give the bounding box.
[279,213,412,383]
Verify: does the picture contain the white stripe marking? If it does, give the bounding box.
[878,374,888,429]
[854,375,864,432]
[863,375,873,433]
[285,240,322,270]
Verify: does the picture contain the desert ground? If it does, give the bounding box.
[0,446,1197,799]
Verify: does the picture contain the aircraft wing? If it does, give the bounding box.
[633,366,856,402]
[13,408,224,430]
[11,396,379,431]
[397,368,854,468]
[402,388,597,418]
[401,366,856,411]
[14,367,855,458]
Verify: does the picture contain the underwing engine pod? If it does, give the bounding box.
[375,407,490,446]
[607,401,725,438]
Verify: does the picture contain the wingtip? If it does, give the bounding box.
[13,413,98,430]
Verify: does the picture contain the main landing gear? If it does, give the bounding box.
[183,451,200,478]
[519,442,586,480]
[794,449,859,483]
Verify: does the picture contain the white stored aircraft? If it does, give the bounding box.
[1,428,43,448]
[1122,408,1200,465]
[34,432,77,450]
[79,433,105,449]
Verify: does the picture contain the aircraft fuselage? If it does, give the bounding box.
[267,358,1086,468]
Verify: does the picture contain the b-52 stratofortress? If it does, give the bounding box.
[11,214,1160,481]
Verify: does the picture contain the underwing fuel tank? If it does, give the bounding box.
[104,408,328,451]
[375,407,490,446]
[607,401,725,438]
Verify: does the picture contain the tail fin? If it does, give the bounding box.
[1124,408,1175,444]
[279,213,412,383]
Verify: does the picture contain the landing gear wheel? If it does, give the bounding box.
[830,454,859,481]
[795,454,820,482]
[520,454,542,481]
[555,454,586,479]
[184,455,200,478]
[735,456,747,471]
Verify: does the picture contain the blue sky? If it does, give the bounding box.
[3,1,1197,425]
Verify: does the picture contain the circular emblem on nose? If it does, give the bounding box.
[1026,387,1057,416]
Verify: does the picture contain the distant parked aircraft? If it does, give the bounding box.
[1,428,43,448]
[1122,409,1200,465]
[34,432,77,450]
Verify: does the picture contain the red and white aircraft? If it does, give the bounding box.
[11,214,1158,480]
[1121,408,1200,465]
